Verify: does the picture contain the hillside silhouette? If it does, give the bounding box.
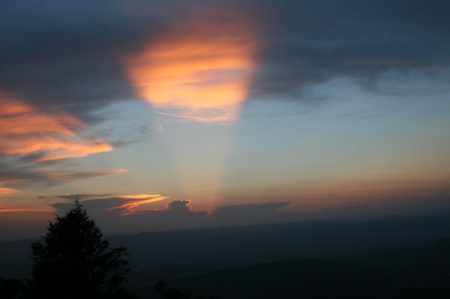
[161,240,450,299]
[166,259,394,299]
[1,213,450,298]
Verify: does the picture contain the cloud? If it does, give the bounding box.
[0,90,120,196]
[50,197,206,234]
[52,194,115,201]
[0,201,54,213]
[50,197,290,234]
[0,184,18,196]
[0,0,449,123]
[0,208,54,213]
[249,0,450,99]
[43,168,128,181]
[0,166,128,192]
[124,9,259,122]
[0,0,140,119]
[0,92,113,161]
[0,163,50,188]
[1,0,448,197]
[166,200,192,212]
[107,194,169,216]
[6,193,450,240]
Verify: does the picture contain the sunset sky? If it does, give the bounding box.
[1,0,450,241]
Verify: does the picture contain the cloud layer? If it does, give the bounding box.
[1,0,448,123]
[50,197,291,234]
[124,11,259,122]
[0,164,127,196]
[1,1,449,231]
[0,93,112,161]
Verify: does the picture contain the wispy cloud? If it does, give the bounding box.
[0,183,18,196]
[43,168,128,182]
[0,208,54,213]
[107,194,169,216]
[0,202,54,213]
[0,92,113,161]
[50,194,115,201]
[0,167,128,194]
[51,198,291,234]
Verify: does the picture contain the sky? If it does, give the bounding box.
[1,0,450,241]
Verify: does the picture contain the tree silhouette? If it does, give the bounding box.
[0,277,24,299]
[154,281,217,299]
[27,199,131,299]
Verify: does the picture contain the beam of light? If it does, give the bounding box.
[0,93,113,161]
[107,194,169,216]
[124,15,259,122]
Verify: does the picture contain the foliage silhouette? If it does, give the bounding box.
[27,199,132,299]
[0,277,24,299]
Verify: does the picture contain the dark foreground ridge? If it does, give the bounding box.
[1,212,450,298]
[167,259,393,299]
[163,239,450,299]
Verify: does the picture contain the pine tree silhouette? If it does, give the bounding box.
[27,199,130,299]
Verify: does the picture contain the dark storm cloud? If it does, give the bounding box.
[1,0,449,121]
[0,0,155,120]
[250,0,450,99]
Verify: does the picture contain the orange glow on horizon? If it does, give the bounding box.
[0,208,55,213]
[0,184,18,196]
[107,194,169,216]
[0,202,54,213]
[125,15,259,122]
[0,93,113,161]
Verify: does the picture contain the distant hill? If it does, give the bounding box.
[159,239,450,299]
[1,212,450,298]
[0,238,37,279]
[165,259,395,299]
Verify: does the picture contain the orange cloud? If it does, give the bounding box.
[0,208,54,213]
[0,93,113,161]
[108,194,169,216]
[0,184,18,196]
[0,202,54,213]
[125,14,259,122]
[43,168,128,181]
